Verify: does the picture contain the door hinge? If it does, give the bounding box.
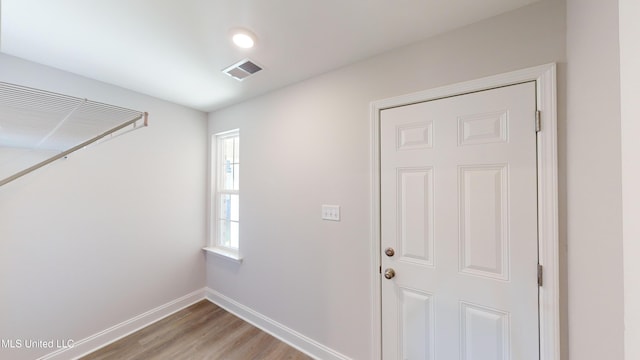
[535,110,542,132]
[537,264,543,287]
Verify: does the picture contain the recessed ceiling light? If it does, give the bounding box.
[231,28,257,49]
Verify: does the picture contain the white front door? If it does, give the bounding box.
[380,82,539,360]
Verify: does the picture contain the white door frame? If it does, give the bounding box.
[369,63,559,360]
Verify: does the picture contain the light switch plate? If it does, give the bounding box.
[322,205,341,221]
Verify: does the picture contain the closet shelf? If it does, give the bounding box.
[0,81,148,186]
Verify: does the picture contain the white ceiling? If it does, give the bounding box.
[0,0,538,112]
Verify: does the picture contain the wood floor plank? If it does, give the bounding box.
[80,300,313,360]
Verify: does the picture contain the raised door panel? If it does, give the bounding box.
[458,110,509,146]
[400,288,434,360]
[396,120,433,151]
[398,168,434,266]
[460,302,510,360]
[458,164,509,281]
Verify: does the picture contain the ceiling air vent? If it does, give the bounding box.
[222,59,263,81]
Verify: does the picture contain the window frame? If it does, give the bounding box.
[206,129,242,262]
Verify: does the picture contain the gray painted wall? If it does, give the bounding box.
[0,54,208,360]
[566,0,625,359]
[207,1,576,358]
[0,0,630,358]
[621,0,640,358]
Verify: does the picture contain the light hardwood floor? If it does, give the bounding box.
[81,300,313,360]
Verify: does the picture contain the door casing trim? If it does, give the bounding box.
[369,63,559,359]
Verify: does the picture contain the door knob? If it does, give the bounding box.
[384,247,395,257]
[384,268,396,279]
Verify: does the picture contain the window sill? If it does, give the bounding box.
[202,247,243,263]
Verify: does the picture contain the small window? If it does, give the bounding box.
[213,130,239,252]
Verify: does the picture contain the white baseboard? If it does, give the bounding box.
[38,287,351,360]
[205,287,352,360]
[38,288,206,360]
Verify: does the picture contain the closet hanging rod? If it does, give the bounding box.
[0,112,148,187]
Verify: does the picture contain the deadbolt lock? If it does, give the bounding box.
[384,247,395,257]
